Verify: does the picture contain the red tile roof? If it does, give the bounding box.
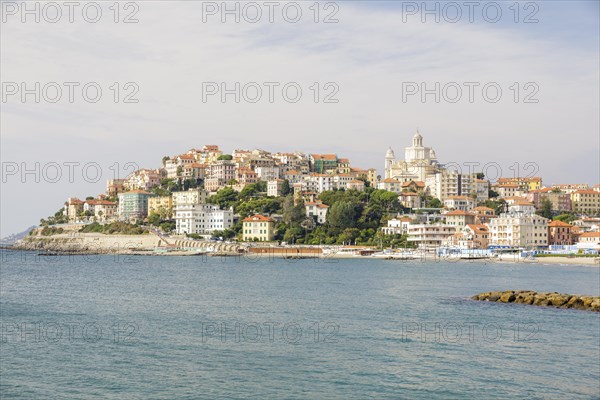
[243,214,274,223]
[466,224,489,233]
[446,210,474,216]
[311,154,337,160]
[402,180,425,187]
[473,206,494,212]
[579,232,600,238]
[548,220,573,228]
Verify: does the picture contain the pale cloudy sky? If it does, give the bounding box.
[1,0,599,236]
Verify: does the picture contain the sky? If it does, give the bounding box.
[1,0,599,236]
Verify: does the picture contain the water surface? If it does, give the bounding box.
[1,252,599,399]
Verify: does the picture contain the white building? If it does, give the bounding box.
[205,160,236,192]
[381,216,413,235]
[476,179,490,202]
[172,188,232,235]
[576,232,600,251]
[165,155,195,179]
[175,203,234,235]
[255,165,281,181]
[124,168,164,191]
[426,170,479,202]
[267,179,285,197]
[172,188,208,208]
[443,196,476,211]
[508,202,536,215]
[305,202,329,224]
[487,210,549,248]
[306,174,336,193]
[407,224,455,249]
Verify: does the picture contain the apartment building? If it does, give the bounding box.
[407,224,455,249]
[118,190,151,221]
[175,203,233,235]
[487,211,549,248]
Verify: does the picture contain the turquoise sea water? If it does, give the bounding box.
[1,251,599,399]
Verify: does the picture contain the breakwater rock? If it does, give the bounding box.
[12,233,247,255]
[472,290,600,312]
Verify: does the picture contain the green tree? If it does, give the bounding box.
[239,183,259,200]
[255,181,267,193]
[359,204,383,229]
[218,154,233,160]
[283,226,304,244]
[147,212,161,226]
[425,197,442,208]
[328,200,358,232]
[482,198,507,215]
[282,195,304,225]
[537,198,553,219]
[370,190,400,212]
[235,197,283,218]
[338,228,360,245]
[553,213,577,223]
[159,221,175,233]
[43,208,68,226]
[281,179,291,196]
[209,187,238,209]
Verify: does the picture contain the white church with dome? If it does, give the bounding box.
[384,130,442,183]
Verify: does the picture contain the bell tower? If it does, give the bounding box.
[385,147,395,179]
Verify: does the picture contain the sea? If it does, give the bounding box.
[1,250,599,399]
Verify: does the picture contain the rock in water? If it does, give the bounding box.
[471,291,600,312]
[500,292,516,303]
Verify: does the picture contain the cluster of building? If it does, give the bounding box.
[383,132,490,203]
[377,132,599,252]
[106,145,377,196]
[60,132,599,250]
[384,204,599,252]
[64,145,376,239]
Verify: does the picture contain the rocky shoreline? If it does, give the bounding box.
[472,290,600,312]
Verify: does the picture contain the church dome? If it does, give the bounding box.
[385,147,395,158]
[412,130,423,146]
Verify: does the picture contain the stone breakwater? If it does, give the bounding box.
[472,290,600,312]
[13,233,246,255]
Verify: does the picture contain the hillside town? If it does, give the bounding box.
[46,131,600,256]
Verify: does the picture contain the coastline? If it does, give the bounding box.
[6,233,599,266]
[1,246,600,268]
